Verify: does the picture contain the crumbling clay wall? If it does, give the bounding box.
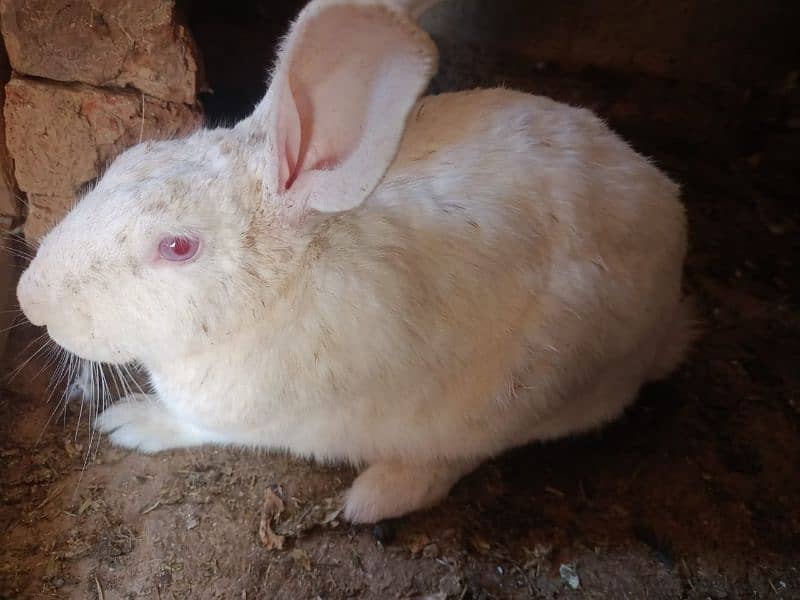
[0,39,17,360]
[0,0,203,240]
[0,37,17,227]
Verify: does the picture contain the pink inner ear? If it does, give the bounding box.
[276,83,304,193]
[274,8,380,197]
[266,3,437,214]
[279,83,341,192]
[279,77,352,193]
[284,137,299,191]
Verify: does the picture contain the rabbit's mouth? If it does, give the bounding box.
[45,324,134,366]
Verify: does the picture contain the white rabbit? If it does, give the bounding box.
[16,0,691,523]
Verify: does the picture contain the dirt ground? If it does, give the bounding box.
[1,38,799,600]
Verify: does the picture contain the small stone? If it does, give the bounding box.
[559,563,581,590]
[372,520,396,545]
[407,532,430,556]
[422,543,440,559]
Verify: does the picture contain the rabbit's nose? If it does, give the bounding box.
[17,267,49,327]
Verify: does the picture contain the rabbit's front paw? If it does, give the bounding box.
[95,395,214,453]
[343,459,476,523]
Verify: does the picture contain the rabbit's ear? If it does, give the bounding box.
[260,1,437,216]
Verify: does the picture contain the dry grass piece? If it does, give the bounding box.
[258,487,286,550]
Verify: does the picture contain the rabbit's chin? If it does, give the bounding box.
[47,326,134,365]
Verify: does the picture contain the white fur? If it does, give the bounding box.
[95,394,228,453]
[18,0,690,523]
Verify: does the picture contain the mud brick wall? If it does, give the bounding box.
[0,39,15,359]
[0,0,203,240]
[0,40,16,227]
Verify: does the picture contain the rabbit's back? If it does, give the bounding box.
[377,88,687,360]
[291,88,688,458]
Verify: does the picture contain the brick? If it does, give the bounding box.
[0,36,18,220]
[0,0,200,104]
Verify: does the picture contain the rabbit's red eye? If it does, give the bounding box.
[158,235,200,262]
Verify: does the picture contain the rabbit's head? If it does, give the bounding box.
[17,0,437,365]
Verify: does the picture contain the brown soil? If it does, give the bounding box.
[1,44,799,600]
